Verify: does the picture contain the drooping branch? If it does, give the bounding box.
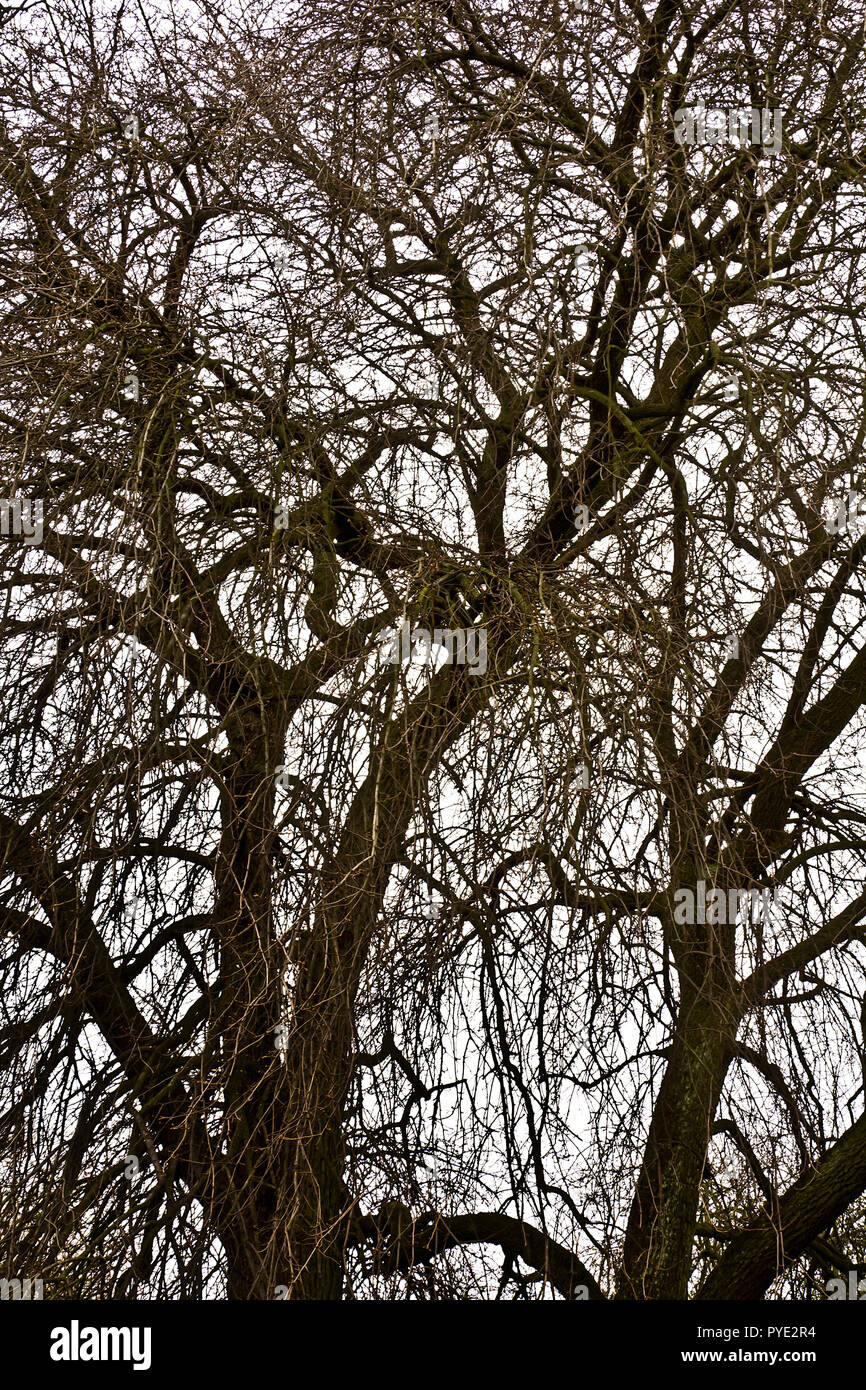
[352,1209,606,1301]
[698,1110,866,1299]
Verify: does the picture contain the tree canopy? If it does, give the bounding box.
[2,0,866,1300]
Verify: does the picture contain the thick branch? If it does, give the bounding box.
[698,1110,866,1300]
[354,1210,605,1300]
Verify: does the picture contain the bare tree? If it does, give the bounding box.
[1,0,866,1301]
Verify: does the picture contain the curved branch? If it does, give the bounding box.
[354,1210,605,1300]
[698,1111,866,1299]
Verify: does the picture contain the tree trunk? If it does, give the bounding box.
[618,996,734,1297]
[618,876,738,1299]
[212,711,292,1299]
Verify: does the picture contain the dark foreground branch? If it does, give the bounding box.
[698,1111,866,1299]
[353,1208,606,1300]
